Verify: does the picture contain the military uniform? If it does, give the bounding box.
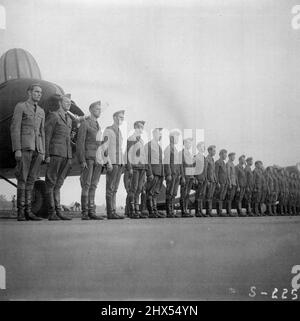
[265,170,275,216]
[261,169,268,215]
[244,164,254,216]
[215,158,228,216]
[226,159,237,216]
[10,99,45,221]
[206,154,217,216]
[45,108,73,220]
[235,164,247,216]
[76,116,103,220]
[145,138,165,218]
[194,152,207,217]
[101,117,125,219]
[179,144,194,217]
[126,132,147,218]
[253,167,263,216]
[164,139,183,218]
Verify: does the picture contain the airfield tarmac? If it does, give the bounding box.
[0,215,300,301]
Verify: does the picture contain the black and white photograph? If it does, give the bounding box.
[0,0,300,304]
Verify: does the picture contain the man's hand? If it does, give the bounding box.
[129,169,133,177]
[166,175,172,182]
[81,162,88,170]
[181,177,186,185]
[148,174,154,181]
[237,186,240,192]
[15,150,22,161]
[45,157,50,164]
[107,163,113,172]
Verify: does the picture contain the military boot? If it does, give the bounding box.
[182,198,193,217]
[166,198,174,218]
[81,195,90,220]
[272,204,278,216]
[152,198,165,218]
[195,200,201,217]
[246,202,254,216]
[107,195,124,219]
[47,189,60,221]
[25,189,42,221]
[54,189,71,220]
[88,190,103,220]
[237,201,246,217]
[226,200,235,217]
[130,202,139,219]
[140,192,149,218]
[147,197,157,218]
[17,188,26,221]
[253,203,260,216]
[219,201,227,217]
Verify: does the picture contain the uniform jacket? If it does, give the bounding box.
[235,164,247,188]
[10,100,45,154]
[226,161,237,186]
[245,165,254,190]
[194,153,207,182]
[164,144,183,177]
[126,134,146,170]
[76,117,101,164]
[180,148,195,177]
[206,155,217,183]
[145,139,164,177]
[45,108,72,159]
[101,124,124,165]
[215,159,227,184]
[253,168,263,190]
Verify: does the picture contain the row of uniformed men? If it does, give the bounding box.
[10,84,300,221]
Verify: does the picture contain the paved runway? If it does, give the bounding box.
[0,216,300,300]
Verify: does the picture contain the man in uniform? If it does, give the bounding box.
[244,157,254,216]
[76,101,103,220]
[126,120,148,219]
[265,166,275,216]
[261,166,268,216]
[179,138,194,217]
[214,149,228,217]
[45,94,73,221]
[164,130,183,218]
[235,155,247,217]
[275,167,285,215]
[194,141,207,217]
[101,110,125,219]
[145,128,166,218]
[10,83,44,221]
[226,152,237,217]
[205,145,217,217]
[253,160,264,216]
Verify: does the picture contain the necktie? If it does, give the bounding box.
[34,103,37,113]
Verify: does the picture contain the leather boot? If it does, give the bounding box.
[195,200,201,217]
[180,199,186,216]
[207,200,216,217]
[88,189,103,220]
[54,189,71,220]
[107,195,124,219]
[237,201,246,217]
[246,202,254,216]
[140,192,149,218]
[228,200,236,217]
[81,195,90,220]
[130,202,139,219]
[147,197,157,218]
[272,204,278,216]
[253,203,260,216]
[219,201,227,217]
[152,198,165,218]
[182,198,193,217]
[25,189,42,221]
[200,200,208,217]
[47,189,60,221]
[17,188,26,221]
[166,198,174,218]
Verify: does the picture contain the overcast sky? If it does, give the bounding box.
[0,0,300,205]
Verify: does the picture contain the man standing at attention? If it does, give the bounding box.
[244,157,254,216]
[76,101,103,220]
[226,152,237,217]
[235,155,247,217]
[214,149,228,217]
[45,94,73,221]
[101,110,126,219]
[10,84,44,221]
[126,120,148,219]
[145,128,166,218]
[205,145,217,217]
